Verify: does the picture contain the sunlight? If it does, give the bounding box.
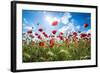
[45,16,60,26]
[45,15,52,24]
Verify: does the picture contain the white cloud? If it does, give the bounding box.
[45,16,51,23]
[45,15,60,25]
[80,29,91,34]
[86,29,91,34]
[24,26,33,30]
[59,12,82,36]
[58,21,75,35]
[58,26,67,33]
[61,12,72,24]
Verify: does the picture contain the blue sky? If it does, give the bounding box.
[22,10,91,36]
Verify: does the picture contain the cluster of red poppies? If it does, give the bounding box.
[23,22,90,48]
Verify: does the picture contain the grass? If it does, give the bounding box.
[22,39,91,62]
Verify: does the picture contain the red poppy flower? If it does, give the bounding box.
[50,38,54,44]
[50,38,55,48]
[73,36,78,42]
[39,42,45,47]
[73,32,77,36]
[38,35,42,39]
[35,33,38,36]
[52,30,57,34]
[58,37,65,41]
[75,37,78,40]
[42,32,46,35]
[60,32,63,35]
[52,20,58,26]
[42,32,48,38]
[87,33,91,37]
[59,36,64,40]
[27,30,32,34]
[44,34,48,38]
[80,33,87,38]
[38,28,43,32]
[84,23,88,28]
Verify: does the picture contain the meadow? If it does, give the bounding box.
[22,28,91,62]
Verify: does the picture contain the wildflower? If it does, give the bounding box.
[38,28,43,32]
[52,21,58,26]
[59,36,64,40]
[50,38,55,48]
[87,33,91,38]
[35,33,38,36]
[84,23,88,28]
[38,35,42,39]
[27,30,32,34]
[39,42,45,47]
[80,33,87,38]
[52,30,57,34]
[42,32,46,35]
[42,32,48,38]
[60,32,63,35]
[73,32,77,36]
[44,34,48,38]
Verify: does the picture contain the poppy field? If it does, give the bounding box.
[22,10,91,62]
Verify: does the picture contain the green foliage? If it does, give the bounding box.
[22,40,91,62]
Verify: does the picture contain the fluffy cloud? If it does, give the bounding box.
[86,29,91,34]
[58,22,75,35]
[61,12,72,24]
[24,26,33,30]
[58,12,81,36]
[45,16,60,25]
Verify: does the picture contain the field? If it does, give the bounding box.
[22,31,91,62]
